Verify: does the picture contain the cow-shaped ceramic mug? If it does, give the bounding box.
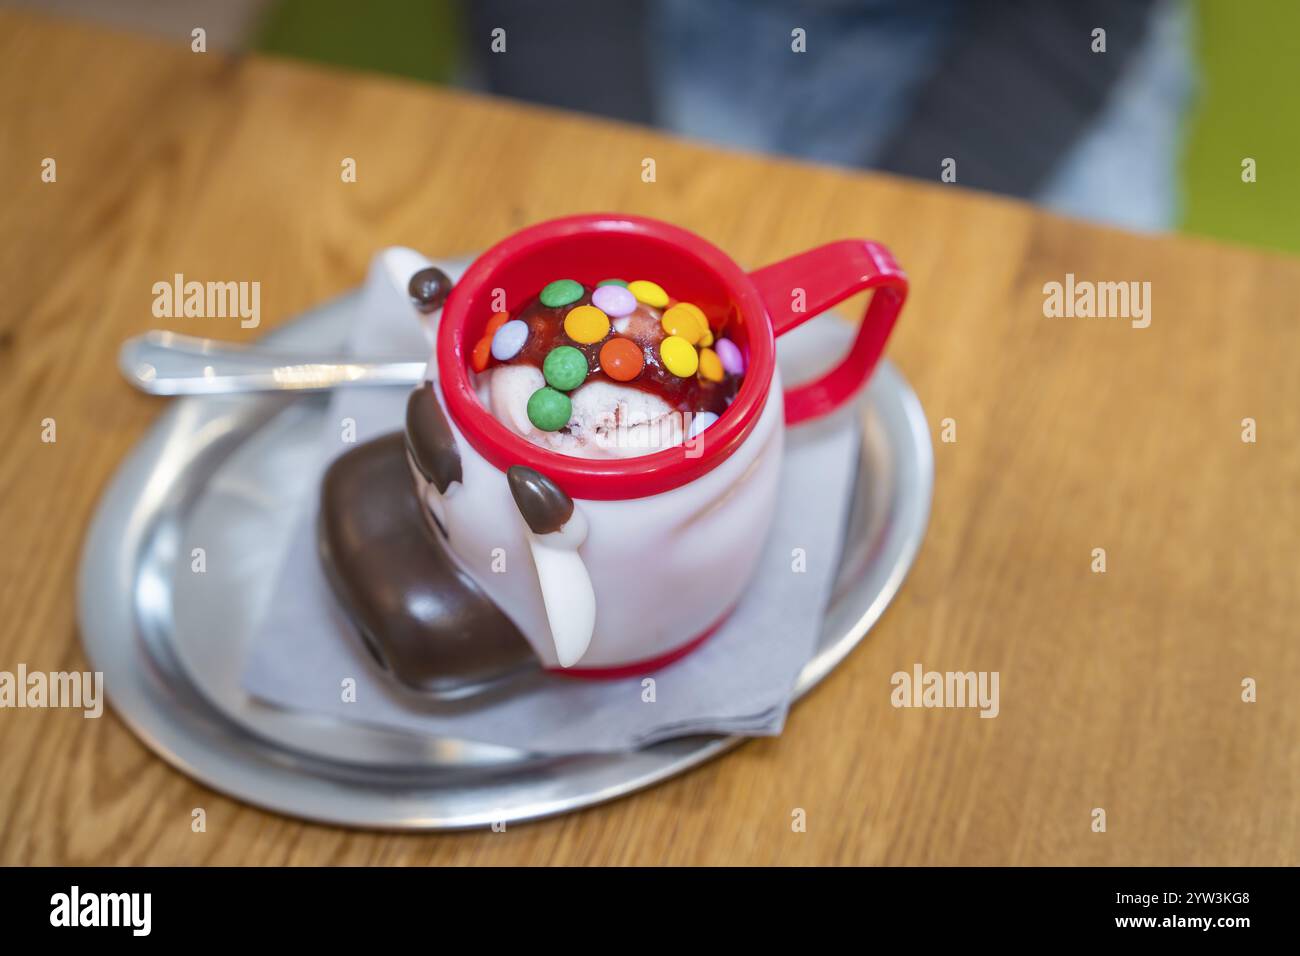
[403,213,907,675]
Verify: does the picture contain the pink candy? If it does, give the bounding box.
[714,337,744,376]
[591,283,637,317]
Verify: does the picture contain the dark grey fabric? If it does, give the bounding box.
[873,0,1157,196]
[463,0,657,123]
[461,0,1158,200]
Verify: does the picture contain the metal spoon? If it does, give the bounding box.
[120,330,426,395]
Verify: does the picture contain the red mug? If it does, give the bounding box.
[412,213,907,673]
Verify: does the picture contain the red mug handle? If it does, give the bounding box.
[749,240,908,425]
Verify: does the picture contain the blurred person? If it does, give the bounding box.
[460,0,1194,231]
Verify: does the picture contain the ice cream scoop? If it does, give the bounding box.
[484,364,686,459]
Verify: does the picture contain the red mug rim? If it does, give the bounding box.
[435,214,777,501]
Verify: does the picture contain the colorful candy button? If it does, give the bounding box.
[659,335,698,378]
[698,347,724,382]
[543,345,588,391]
[563,304,610,344]
[591,283,637,317]
[661,303,704,345]
[676,301,708,330]
[598,337,644,382]
[679,302,711,344]
[714,337,745,375]
[527,387,572,431]
[540,279,583,308]
[491,319,529,360]
[596,278,628,288]
[485,311,511,337]
[470,335,493,372]
[673,303,712,346]
[628,280,668,309]
[688,411,719,440]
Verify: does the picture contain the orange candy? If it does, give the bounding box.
[698,347,724,383]
[470,336,493,372]
[564,304,611,344]
[598,337,644,382]
[485,311,510,336]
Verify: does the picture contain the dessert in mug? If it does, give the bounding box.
[352,214,906,678]
[468,277,747,458]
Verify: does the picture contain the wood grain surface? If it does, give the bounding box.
[1,10,1297,865]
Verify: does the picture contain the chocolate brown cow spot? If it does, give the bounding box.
[507,465,574,535]
[405,382,462,494]
[318,432,532,696]
[407,266,453,314]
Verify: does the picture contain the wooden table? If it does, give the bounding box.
[2,10,1296,866]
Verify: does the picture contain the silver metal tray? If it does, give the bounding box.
[77,288,933,830]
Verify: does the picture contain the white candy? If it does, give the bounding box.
[490,319,529,361]
[687,411,719,439]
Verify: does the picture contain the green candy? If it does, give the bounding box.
[543,346,588,391]
[539,278,583,308]
[527,386,572,431]
[596,278,629,288]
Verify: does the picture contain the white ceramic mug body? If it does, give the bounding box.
[412,371,785,670]
[379,219,909,671]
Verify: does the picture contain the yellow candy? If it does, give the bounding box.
[563,304,610,344]
[628,280,668,309]
[677,301,707,326]
[661,304,703,345]
[699,347,724,382]
[678,302,712,344]
[660,335,699,378]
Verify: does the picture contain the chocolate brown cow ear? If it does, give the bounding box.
[405,384,462,493]
[408,266,453,314]
[507,466,574,536]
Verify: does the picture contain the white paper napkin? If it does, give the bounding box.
[240,251,860,755]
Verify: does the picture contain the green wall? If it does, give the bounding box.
[1181,0,1300,252]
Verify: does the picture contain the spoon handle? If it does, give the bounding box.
[120,331,427,395]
